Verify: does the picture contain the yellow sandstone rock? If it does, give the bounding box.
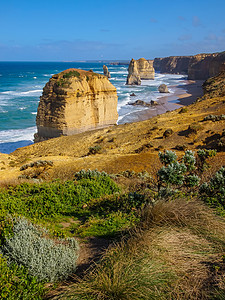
[35,69,118,142]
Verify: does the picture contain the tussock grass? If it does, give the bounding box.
[53,199,225,300]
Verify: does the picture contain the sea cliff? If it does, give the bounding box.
[153,51,225,80]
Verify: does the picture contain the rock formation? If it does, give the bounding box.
[158,84,169,93]
[136,58,155,80]
[126,59,141,85]
[34,69,118,142]
[126,58,154,85]
[103,65,111,78]
[188,52,225,80]
[201,71,225,99]
[154,56,191,74]
[153,51,225,80]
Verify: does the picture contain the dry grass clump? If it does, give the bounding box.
[51,199,225,300]
[141,199,225,242]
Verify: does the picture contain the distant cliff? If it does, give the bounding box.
[126,58,154,85]
[35,69,118,142]
[153,51,225,80]
[188,52,225,80]
[154,56,191,75]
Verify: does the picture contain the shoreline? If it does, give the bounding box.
[119,79,204,123]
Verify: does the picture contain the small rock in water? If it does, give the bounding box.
[158,84,169,93]
[130,93,136,96]
[150,100,158,106]
[129,100,151,107]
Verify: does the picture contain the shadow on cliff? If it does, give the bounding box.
[0,140,33,154]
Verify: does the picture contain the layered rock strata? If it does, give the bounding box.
[103,65,111,78]
[153,51,225,80]
[35,69,118,142]
[154,56,191,74]
[136,58,155,79]
[126,58,155,85]
[188,52,225,80]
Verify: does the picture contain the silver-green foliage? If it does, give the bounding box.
[1,218,79,282]
[159,150,177,165]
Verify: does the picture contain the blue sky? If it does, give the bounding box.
[0,0,225,61]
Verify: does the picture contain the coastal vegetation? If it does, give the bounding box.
[1,62,225,299]
[0,153,225,299]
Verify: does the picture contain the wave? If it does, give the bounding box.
[1,89,42,97]
[0,126,36,143]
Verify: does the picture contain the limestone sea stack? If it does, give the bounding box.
[126,58,155,85]
[126,59,141,85]
[103,65,111,78]
[34,69,118,142]
[136,58,155,80]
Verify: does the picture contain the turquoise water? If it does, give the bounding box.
[0,62,187,153]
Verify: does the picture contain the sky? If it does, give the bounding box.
[0,0,225,61]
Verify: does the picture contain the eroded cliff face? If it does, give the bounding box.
[126,59,141,85]
[136,58,155,79]
[153,56,191,74]
[153,51,225,80]
[188,52,225,80]
[35,69,118,142]
[126,58,154,85]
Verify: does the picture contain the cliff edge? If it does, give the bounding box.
[35,69,118,142]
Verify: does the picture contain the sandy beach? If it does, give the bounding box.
[121,80,204,123]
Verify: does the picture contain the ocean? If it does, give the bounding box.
[0,61,187,154]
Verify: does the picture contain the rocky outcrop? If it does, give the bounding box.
[188,52,225,80]
[136,58,155,80]
[154,56,191,74]
[158,84,169,93]
[34,69,118,142]
[126,58,154,85]
[153,51,225,80]
[126,59,141,85]
[103,65,111,78]
[202,71,225,99]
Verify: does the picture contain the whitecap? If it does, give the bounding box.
[0,126,36,143]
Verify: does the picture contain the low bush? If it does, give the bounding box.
[1,218,79,282]
[0,173,120,220]
[200,167,225,214]
[0,254,44,299]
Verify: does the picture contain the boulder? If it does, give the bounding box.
[103,65,111,78]
[128,100,151,107]
[158,84,169,93]
[34,69,118,142]
[130,93,136,96]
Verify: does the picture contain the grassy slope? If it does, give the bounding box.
[0,94,224,184]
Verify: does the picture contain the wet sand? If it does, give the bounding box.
[120,80,204,123]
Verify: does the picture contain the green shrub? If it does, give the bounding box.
[200,167,225,214]
[62,70,80,79]
[0,254,44,299]
[157,150,201,197]
[88,145,102,155]
[0,175,120,220]
[1,218,79,282]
